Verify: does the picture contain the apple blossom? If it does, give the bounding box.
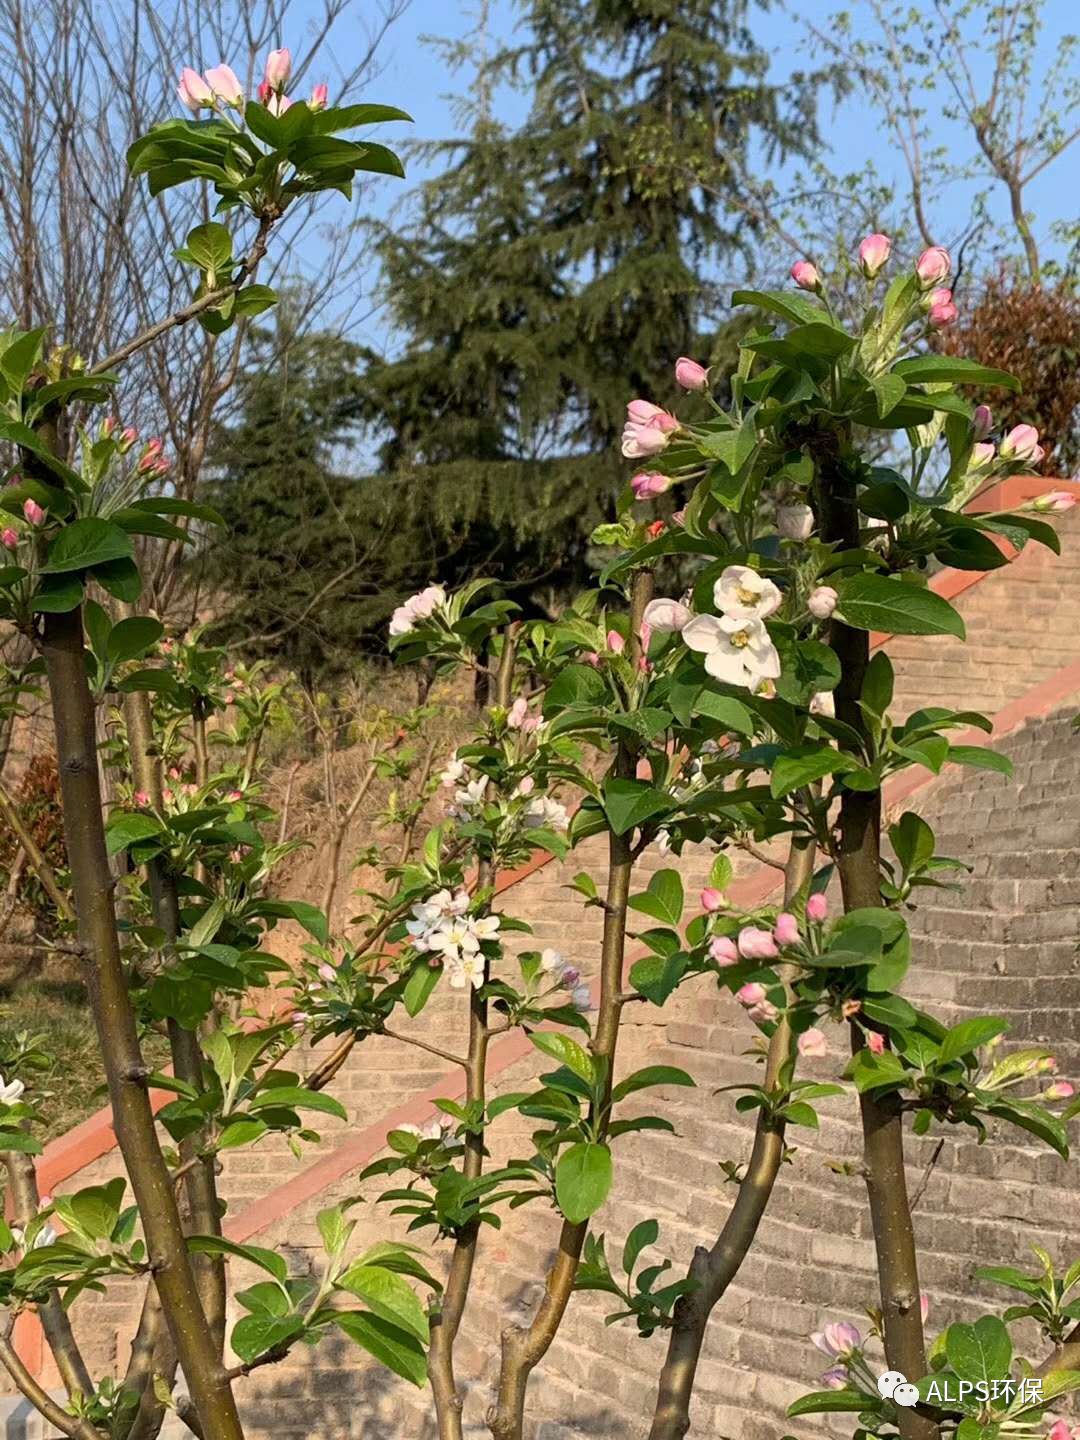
[22,498,44,525]
[700,887,725,913]
[798,1028,828,1059]
[841,999,862,1019]
[318,963,336,983]
[713,565,782,622]
[1033,490,1077,513]
[0,1074,25,1104]
[622,400,678,458]
[790,260,820,291]
[642,597,691,633]
[709,935,739,966]
[266,92,292,116]
[646,519,665,538]
[968,442,996,471]
[915,246,950,287]
[806,893,828,922]
[1,529,17,550]
[777,503,814,541]
[736,982,767,1007]
[1045,1081,1076,1101]
[857,233,891,278]
[205,64,243,106]
[810,690,835,718]
[674,356,709,391]
[774,912,800,946]
[631,471,672,499]
[972,404,993,440]
[526,794,570,831]
[606,629,625,653]
[927,287,958,328]
[1000,423,1040,461]
[737,926,778,960]
[812,1321,861,1358]
[178,67,213,111]
[866,1031,885,1055]
[264,47,291,89]
[681,613,781,691]
[807,585,838,620]
[310,83,329,110]
[507,696,530,729]
[133,791,151,807]
[820,1368,848,1391]
[571,984,593,1012]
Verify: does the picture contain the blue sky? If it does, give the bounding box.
[334,0,1080,354]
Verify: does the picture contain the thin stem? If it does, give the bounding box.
[0,1331,102,1440]
[0,776,74,922]
[647,829,816,1440]
[488,573,653,1440]
[380,1025,468,1070]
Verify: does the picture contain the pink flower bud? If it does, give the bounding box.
[857,233,891,278]
[927,288,958,328]
[583,650,601,667]
[674,356,708,391]
[972,405,993,440]
[606,630,625,654]
[205,64,243,106]
[812,1321,862,1358]
[642,597,691,633]
[806,893,828,922]
[748,999,778,1024]
[101,416,116,438]
[120,426,138,448]
[915,246,951,287]
[226,789,243,802]
[1046,1081,1075,1101]
[790,260,820,291]
[631,471,672,500]
[968,441,996,471]
[1037,1055,1058,1074]
[737,926,778,960]
[1033,489,1077,513]
[639,620,652,652]
[318,963,336,982]
[821,1367,848,1390]
[1,528,17,550]
[774,912,800,946]
[258,79,272,105]
[736,982,767,1007]
[866,1031,885,1055]
[178,67,213,111]
[561,966,581,988]
[507,696,529,729]
[1000,423,1040,462]
[777,503,814,540]
[709,935,739,966]
[22,499,44,526]
[290,1010,306,1031]
[264,48,291,89]
[798,1027,828,1058]
[310,83,329,110]
[841,999,862,1019]
[807,585,838,620]
[700,887,726,913]
[133,791,150,807]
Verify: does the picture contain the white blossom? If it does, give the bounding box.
[682,613,781,690]
[713,565,781,622]
[525,795,570,831]
[0,1075,25,1105]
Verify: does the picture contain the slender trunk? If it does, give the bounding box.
[431,634,517,1440]
[647,833,816,1440]
[816,440,937,1440]
[40,606,243,1440]
[488,573,653,1440]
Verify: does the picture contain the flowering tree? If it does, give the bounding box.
[0,43,1078,1440]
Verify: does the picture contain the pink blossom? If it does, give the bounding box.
[709,935,739,966]
[866,1031,885,1055]
[1045,1081,1076,1101]
[120,426,138,448]
[22,499,44,526]
[1038,1056,1059,1074]
[920,1293,930,1324]
[507,696,529,729]
[820,1367,848,1390]
[1033,489,1076,513]
[178,67,213,111]
[264,48,291,89]
[928,288,958,328]
[807,585,838,620]
[646,519,665,539]
[1000,423,1040,462]
[774,912,800,946]
[101,417,116,438]
[642,597,691,633]
[748,999,778,1023]
[1,528,17,550]
[631,471,672,500]
[700,887,725,913]
[736,982,767,1007]
[310,83,329,110]
[857,233,891,278]
[318,963,336,982]
[639,620,652,652]
[806,893,828,922]
[798,1027,828,1059]
[622,400,678,459]
[606,630,625,654]
[205,64,243,106]
[674,357,709,392]
[915,246,951,287]
[972,405,993,440]
[791,260,820,291]
[969,442,996,470]
[737,926,778,960]
[133,791,151,807]
[267,91,292,116]
[812,1321,862,1358]
[226,789,243,802]
[583,650,601,667]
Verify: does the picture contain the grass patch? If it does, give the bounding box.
[0,981,169,1141]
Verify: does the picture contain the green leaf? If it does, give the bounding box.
[230,1314,303,1364]
[627,870,684,927]
[529,1033,593,1084]
[770,745,855,798]
[890,812,935,874]
[247,1087,347,1120]
[787,1389,871,1417]
[41,519,134,575]
[834,574,965,638]
[772,321,855,359]
[250,899,329,943]
[188,1235,287,1284]
[893,355,1020,391]
[601,778,671,836]
[186,222,233,272]
[403,963,441,1018]
[555,1142,613,1223]
[731,289,829,327]
[947,745,1012,777]
[938,1017,1009,1067]
[106,616,164,663]
[861,651,894,716]
[622,1219,658,1276]
[31,573,83,614]
[105,812,163,856]
[334,1311,427,1387]
[945,1316,1012,1387]
[337,1263,429,1344]
[628,950,689,1006]
[612,1066,695,1104]
[313,102,413,133]
[690,690,754,735]
[870,372,907,418]
[92,556,141,602]
[0,328,45,392]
